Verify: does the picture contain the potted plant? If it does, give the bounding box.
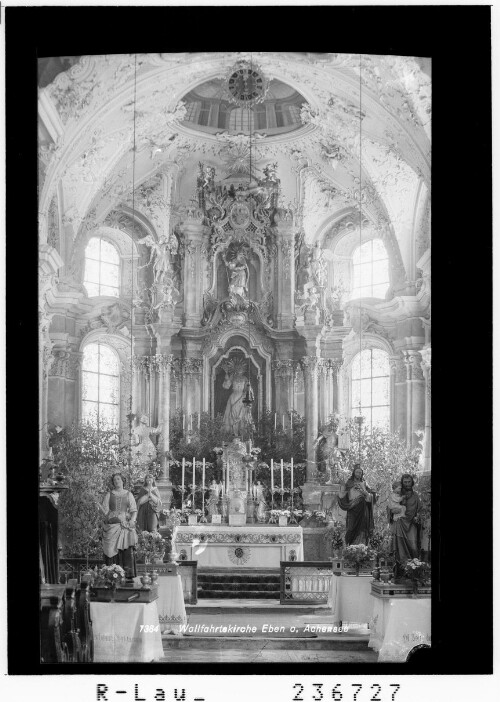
[342,544,377,576]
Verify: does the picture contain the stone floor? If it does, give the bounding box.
[159,599,377,663]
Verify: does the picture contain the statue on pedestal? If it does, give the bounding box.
[206,479,220,518]
[254,481,268,523]
[222,358,252,437]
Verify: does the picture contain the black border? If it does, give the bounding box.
[6,4,492,676]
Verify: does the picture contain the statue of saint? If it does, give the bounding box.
[390,474,422,579]
[337,465,377,545]
[308,242,327,288]
[132,415,161,464]
[221,358,253,437]
[206,480,220,518]
[224,249,249,300]
[314,427,340,483]
[254,481,268,523]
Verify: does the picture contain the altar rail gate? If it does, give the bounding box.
[280,561,333,605]
[59,558,198,604]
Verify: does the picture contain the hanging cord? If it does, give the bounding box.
[128,53,138,484]
[358,53,363,466]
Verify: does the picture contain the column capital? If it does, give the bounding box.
[300,356,321,377]
[389,355,406,383]
[272,359,295,377]
[182,358,203,376]
[403,349,424,381]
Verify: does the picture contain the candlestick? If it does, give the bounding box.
[202,458,205,515]
[280,458,284,492]
[290,456,294,493]
[270,458,274,491]
[193,456,196,507]
[181,457,185,504]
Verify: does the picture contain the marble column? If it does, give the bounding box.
[154,353,174,506]
[300,356,320,483]
[182,358,203,423]
[180,217,206,328]
[403,349,425,447]
[272,359,295,419]
[420,347,432,472]
[390,355,407,439]
[39,312,54,458]
[275,218,295,330]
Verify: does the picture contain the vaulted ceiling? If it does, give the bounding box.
[38,52,431,284]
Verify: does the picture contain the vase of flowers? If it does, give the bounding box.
[97,564,125,600]
[403,558,430,596]
[342,544,377,576]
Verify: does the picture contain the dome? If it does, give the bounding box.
[181,78,306,136]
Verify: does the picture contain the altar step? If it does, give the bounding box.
[197,570,281,599]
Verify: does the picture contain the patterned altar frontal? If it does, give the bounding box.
[175,525,304,567]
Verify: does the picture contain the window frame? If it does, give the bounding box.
[350,347,391,431]
[350,238,390,301]
[81,341,121,430]
[83,236,121,298]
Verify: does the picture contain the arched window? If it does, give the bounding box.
[351,239,389,300]
[84,237,120,297]
[351,348,390,429]
[82,342,120,429]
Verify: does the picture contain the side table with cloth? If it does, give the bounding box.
[90,601,163,662]
[328,574,373,627]
[368,597,431,662]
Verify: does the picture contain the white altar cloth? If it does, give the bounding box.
[90,601,163,662]
[156,574,187,634]
[328,574,373,627]
[175,524,303,567]
[368,596,431,662]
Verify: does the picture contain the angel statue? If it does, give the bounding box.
[138,234,172,284]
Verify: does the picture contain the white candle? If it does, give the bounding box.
[183,413,186,433]
[198,412,201,431]
[274,413,277,431]
[280,459,284,491]
[181,457,185,502]
[282,414,285,431]
[202,458,205,490]
[190,414,193,431]
[270,458,274,491]
[290,457,294,493]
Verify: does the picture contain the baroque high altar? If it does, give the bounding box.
[38,53,432,513]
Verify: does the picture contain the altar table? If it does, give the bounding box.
[90,601,163,662]
[328,574,373,627]
[175,524,303,568]
[368,596,431,662]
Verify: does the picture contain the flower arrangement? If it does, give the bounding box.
[369,523,393,563]
[96,564,125,587]
[324,520,345,553]
[136,530,166,562]
[403,558,430,586]
[268,509,290,523]
[302,510,329,525]
[343,544,377,573]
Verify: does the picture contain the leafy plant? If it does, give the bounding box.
[55,421,122,560]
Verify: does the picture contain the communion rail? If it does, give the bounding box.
[280,561,333,605]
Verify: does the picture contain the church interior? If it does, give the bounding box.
[38,51,432,665]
